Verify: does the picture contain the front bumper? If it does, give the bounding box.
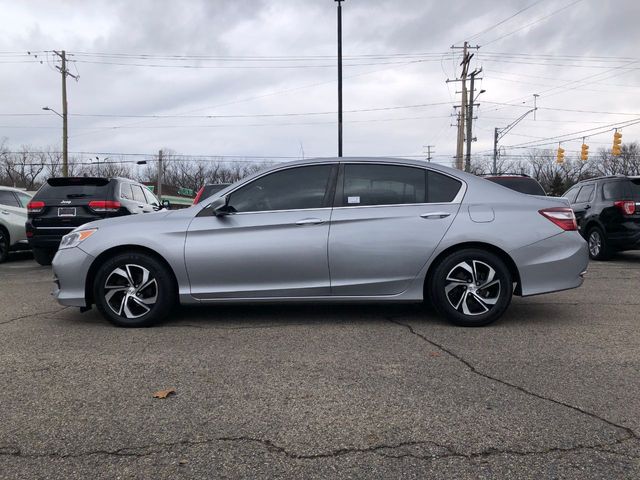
[51,247,95,307]
[510,231,589,297]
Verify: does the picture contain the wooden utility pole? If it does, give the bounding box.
[157,150,164,200]
[52,50,78,177]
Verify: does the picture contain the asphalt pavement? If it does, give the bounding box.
[1,250,639,479]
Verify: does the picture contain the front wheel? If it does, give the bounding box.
[429,249,513,327]
[93,252,176,327]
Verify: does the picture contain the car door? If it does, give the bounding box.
[184,163,337,299]
[572,183,595,232]
[0,190,28,244]
[328,163,463,296]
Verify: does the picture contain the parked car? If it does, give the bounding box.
[51,158,587,328]
[193,183,231,205]
[481,174,546,196]
[0,186,32,262]
[563,175,640,260]
[27,177,163,266]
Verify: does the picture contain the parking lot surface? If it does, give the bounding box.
[1,251,639,479]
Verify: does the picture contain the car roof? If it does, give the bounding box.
[0,185,30,193]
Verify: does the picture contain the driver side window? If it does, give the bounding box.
[228,165,334,213]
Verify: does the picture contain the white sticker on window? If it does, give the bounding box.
[347,196,360,204]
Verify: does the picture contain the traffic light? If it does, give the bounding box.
[556,146,565,164]
[580,143,589,161]
[612,131,622,156]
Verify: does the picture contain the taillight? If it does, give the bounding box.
[88,200,121,212]
[614,200,636,215]
[539,207,578,231]
[27,201,45,213]
[193,186,204,205]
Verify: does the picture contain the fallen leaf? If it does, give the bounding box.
[429,352,441,357]
[153,388,176,399]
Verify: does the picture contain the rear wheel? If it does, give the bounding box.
[587,226,612,260]
[0,227,9,263]
[429,249,512,327]
[32,247,56,266]
[93,252,176,327]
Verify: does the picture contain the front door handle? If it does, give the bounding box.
[420,212,451,219]
[295,218,325,226]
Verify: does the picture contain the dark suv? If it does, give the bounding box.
[27,177,162,265]
[481,174,546,196]
[563,176,640,260]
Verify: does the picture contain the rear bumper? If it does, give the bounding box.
[607,224,640,250]
[51,247,94,307]
[510,232,589,296]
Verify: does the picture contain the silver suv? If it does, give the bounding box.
[0,186,32,262]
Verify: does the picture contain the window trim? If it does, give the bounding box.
[0,189,21,208]
[197,161,465,217]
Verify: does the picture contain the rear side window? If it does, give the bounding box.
[131,185,147,204]
[343,164,426,206]
[428,171,462,202]
[575,184,595,203]
[120,183,134,200]
[0,190,20,207]
[15,192,31,207]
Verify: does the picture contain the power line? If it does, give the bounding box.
[463,0,547,43]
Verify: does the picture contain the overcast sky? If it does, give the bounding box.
[1,0,640,166]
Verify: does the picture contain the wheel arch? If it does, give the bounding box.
[425,241,522,297]
[85,244,179,306]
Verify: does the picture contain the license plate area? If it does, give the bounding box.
[58,207,76,217]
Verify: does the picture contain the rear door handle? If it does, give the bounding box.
[420,212,451,219]
[295,218,325,226]
[0,210,9,215]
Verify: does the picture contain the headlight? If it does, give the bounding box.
[59,228,98,250]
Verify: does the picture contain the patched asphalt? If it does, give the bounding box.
[1,250,639,479]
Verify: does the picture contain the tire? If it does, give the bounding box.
[93,252,176,327]
[0,227,9,263]
[586,226,612,261]
[32,247,56,266]
[429,249,513,327]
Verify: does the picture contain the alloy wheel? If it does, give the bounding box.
[588,231,601,257]
[103,264,158,319]
[444,260,502,316]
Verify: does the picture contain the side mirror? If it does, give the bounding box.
[211,195,232,217]
[161,199,172,210]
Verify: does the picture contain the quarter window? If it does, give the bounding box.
[16,192,32,208]
[427,171,462,203]
[229,165,333,213]
[343,164,426,206]
[575,184,595,203]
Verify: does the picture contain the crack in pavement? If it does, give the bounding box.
[2,436,639,463]
[387,317,639,445]
[0,306,69,326]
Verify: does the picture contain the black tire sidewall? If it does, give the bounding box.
[431,249,512,327]
[587,226,611,261]
[32,247,55,266]
[93,252,175,327]
[0,227,9,263]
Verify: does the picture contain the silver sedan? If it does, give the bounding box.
[52,157,588,327]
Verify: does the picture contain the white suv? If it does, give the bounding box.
[0,186,32,262]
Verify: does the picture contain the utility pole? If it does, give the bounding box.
[52,50,78,177]
[424,145,435,162]
[492,96,538,174]
[157,149,163,200]
[336,0,343,158]
[447,42,477,170]
[493,127,499,176]
[465,68,483,173]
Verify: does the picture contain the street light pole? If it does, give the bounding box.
[336,0,344,157]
